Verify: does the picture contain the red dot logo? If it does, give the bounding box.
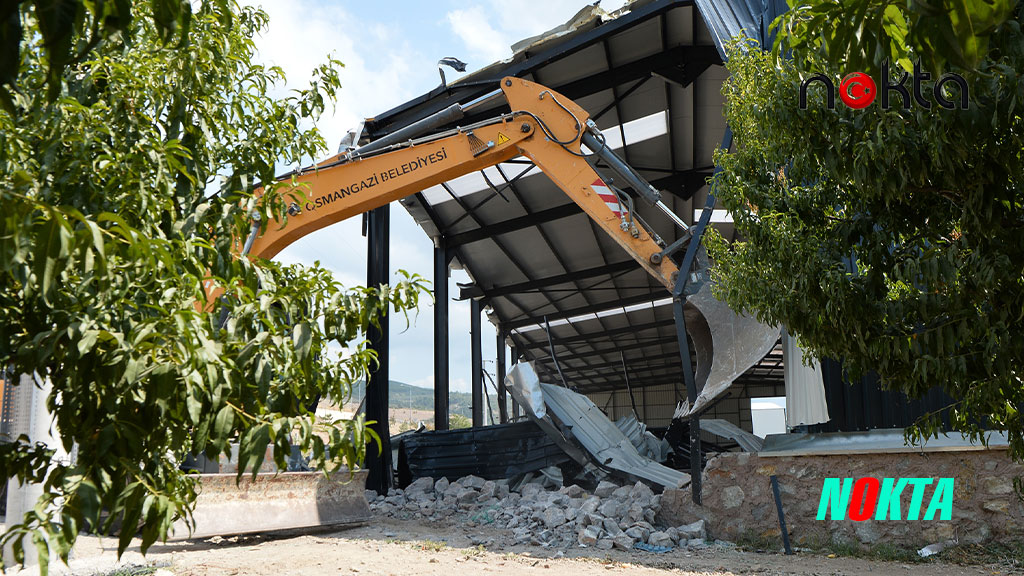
[839,72,876,109]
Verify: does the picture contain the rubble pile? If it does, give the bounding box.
[367,475,712,551]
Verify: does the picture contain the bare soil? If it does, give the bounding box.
[33,514,1018,576]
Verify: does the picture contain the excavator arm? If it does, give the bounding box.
[242,77,687,292]
[178,78,780,536]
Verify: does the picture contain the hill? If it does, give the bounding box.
[347,379,499,420]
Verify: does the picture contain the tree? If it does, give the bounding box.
[1,0,199,103]
[0,1,427,571]
[706,1,1023,462]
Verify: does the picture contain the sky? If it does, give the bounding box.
[242,0,630,393]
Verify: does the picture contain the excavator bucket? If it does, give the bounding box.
[677,279,780,417]
[168,470,371,540]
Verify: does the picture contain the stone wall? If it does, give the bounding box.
[658,449,1024,549]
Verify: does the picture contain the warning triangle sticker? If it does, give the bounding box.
[496,132,511,145]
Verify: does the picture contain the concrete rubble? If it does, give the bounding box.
[367,474,725,552]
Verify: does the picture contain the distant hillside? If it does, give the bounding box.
[348,379,499,419]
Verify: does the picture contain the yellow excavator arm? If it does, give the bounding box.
[239,77,689,292]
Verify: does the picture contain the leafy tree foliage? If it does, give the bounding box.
[1,0,198,103]
[776,0,1018,72]
[707,3,1023,458]
[0,1,427,570]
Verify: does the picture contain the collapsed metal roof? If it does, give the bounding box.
[368,0,785,400]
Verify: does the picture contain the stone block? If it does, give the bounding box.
[648,531,674,548]
[578,525,600,546]
[613,534,636,550]
[594,480,618,498]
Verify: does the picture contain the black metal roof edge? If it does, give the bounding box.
[364,0,694,139]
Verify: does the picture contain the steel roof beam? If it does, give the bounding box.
[461,260,640,301]
[517,317,676,351]
[506,291,667,331]
[446,203,581,248]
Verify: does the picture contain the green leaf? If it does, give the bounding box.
[32,211,70,304]
[213,405,234,444]
[293,321,312,360]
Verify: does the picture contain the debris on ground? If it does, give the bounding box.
[367,474,719,552]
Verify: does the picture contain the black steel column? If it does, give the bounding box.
[471,299,483,427]
[496,331,508,424]
[364,205,392,494]
[433,239,450,431]
[510,345,520,419]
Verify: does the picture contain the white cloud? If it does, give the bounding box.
[243,2,640,395]
[445,6,513,64]
[240,0,430,164]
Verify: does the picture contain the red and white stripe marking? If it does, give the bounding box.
[592,179,626,219]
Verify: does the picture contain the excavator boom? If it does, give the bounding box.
[244,77,682,292]
[182,77,778,539]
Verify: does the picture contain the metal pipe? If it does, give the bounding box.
[356,88,506,157]
[581,130,661,205]
[356,103,465,157]
[461,88,504,113]
[582,130,690,232]
[656,200,691,231]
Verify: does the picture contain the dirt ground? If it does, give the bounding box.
[20,514,1018,576]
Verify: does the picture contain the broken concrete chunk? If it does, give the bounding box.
[579,495,601,515]
[597,499,621,518]
[612,534,636,551]
[434,477,450,494]
[460,475,486,489]
[629,481,654,501]
[611,485,633,500]
[578,525,601,546]
[548,492,570,507]
[664,527,680,543]
[596,538,614,550]
[456,487,479,507]
[560,484,586,498]
[677,519,706,540]
[602,517,623,536]
[625,503,644,523]
[624,526,647,542]
[406,476,435,494]
[478,480,497,500]
[543,507,567,528]
[648,531,674,548]
[594,480,619,498]
[520,483,544,500]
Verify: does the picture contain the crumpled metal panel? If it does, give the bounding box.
[679,281,780,417]
[614,414,645,447]
[615,414,672,462]
[700,418,764,452]
[539,382,689,489]
[505,363,547,419]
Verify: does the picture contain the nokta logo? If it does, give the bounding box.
[817,477,954,521]
[800,60,969,110]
